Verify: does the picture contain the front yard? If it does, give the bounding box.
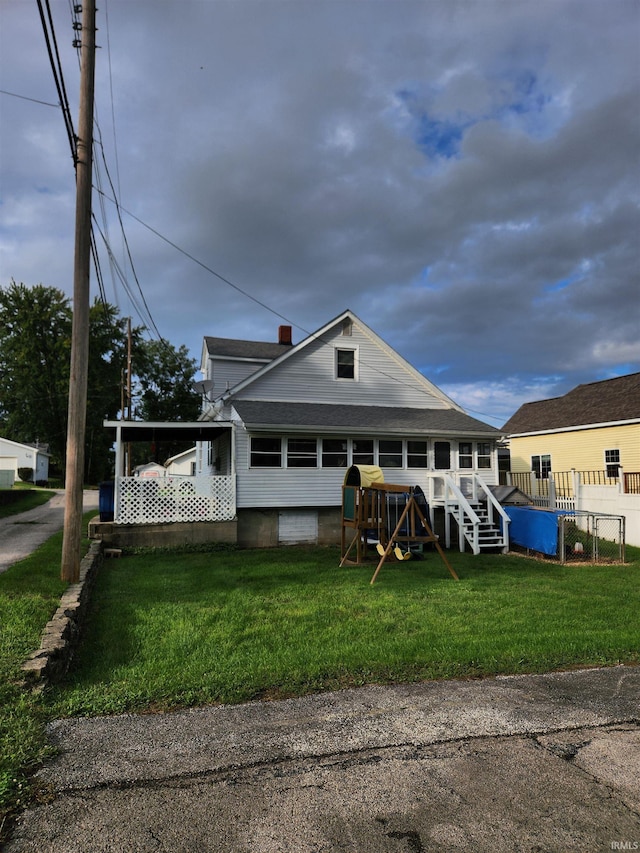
[48,543,640,716]
[1,534,639,840]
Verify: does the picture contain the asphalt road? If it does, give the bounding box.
[0,490,99,573]
[6,665,640,852]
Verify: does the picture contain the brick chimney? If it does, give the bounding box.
[278,325,293,346]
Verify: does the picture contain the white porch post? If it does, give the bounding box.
[114,424,123,519]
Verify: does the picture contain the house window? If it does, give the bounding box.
[287,438,317,468]
[459,442,473,469]
[477,442,492,469]
[322,438,348,467]
[532,454,551,479]
[379,440,403,468]
[407,441,428,468]
[250,437,282,467]
[434,441,451,470]
[605,449,620,478]
[352,439,374,465]
[336,348,356,379]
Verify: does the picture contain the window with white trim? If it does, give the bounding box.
[532,454,551,479]
[250,437,282,467]
[352,438,374,465]
[287,438,318,468]
[605,449,620,478]
[459,442,473,469]
[407,440,428,468]
[336,348,356,380]
[477,442,491,469]
[322,438,348,467]
[379,439,403,468]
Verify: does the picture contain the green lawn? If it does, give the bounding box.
[46,544,640,717]
[2,535,638,841]
[0,487,56,519]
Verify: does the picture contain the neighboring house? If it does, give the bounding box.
[503,373,640,488]
[196,309,507,550]
[0,437,50,484]
[133,462,167,478]
[165,447,197,476]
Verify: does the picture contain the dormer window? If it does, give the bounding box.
[336,348,356,380]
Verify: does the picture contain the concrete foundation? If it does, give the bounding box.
[88,517,238,549]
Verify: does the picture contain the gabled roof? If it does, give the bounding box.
[0,436,50,455]
[502,372,640,435]
[232,401,501,437]
[214,309,466,412]
[203,336,291,362]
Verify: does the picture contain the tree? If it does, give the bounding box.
[0,281,72,471]
[0,280,202,481]
[130,338,201,463]
[0,281,131,482]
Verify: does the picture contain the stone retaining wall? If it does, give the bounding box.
[22,541,103,689]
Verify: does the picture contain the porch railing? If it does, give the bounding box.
[507,468,640,508]
[115,475,235,524]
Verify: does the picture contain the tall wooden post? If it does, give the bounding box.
[61,0,97,582]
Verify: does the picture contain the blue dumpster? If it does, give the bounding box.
[99,481,114,522]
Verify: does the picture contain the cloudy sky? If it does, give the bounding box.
[1,0,638,427]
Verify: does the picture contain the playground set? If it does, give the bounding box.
[339,465,459,584]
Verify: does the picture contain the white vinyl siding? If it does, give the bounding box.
[231,323,450,409]
[235,429,499,509]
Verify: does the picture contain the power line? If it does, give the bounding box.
[0,89,59,108]
[36,0,77,164]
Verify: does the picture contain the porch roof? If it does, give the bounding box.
[230,401,502,437]
[103,420,233,443]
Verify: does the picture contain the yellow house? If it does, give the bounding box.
[503,373,640,493]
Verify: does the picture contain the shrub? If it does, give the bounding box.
[17,468,33,483]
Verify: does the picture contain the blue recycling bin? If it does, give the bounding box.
[99,481,115,522]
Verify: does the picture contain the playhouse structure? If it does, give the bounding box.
[339,465,459,583]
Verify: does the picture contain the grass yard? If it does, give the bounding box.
[0,487,56,519]
[46,544,640,718]
[1,535,638,841]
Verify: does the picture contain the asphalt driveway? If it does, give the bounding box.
[6,665,640,852]
[0,490,99,573]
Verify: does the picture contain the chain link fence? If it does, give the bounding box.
[559,512,625,564]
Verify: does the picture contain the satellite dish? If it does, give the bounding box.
[193,379,214,397]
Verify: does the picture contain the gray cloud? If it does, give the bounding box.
[1,0,638,426]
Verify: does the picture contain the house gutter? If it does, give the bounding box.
[243,423,503,438]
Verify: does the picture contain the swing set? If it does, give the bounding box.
[339,465,459,584]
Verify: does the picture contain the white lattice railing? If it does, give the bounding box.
[115,475,235,525]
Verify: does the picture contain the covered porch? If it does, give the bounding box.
[103,420,236,525]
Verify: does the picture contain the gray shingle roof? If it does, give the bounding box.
[204,336,291,361]
[502,372,640,434]
[232,400,501,436]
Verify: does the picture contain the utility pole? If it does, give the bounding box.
[61,0,97,582]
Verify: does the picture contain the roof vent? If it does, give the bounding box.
[278,325,293,346]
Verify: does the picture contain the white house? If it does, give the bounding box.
[0,437,50,485]
[102,310,508,552]
[196,309,508,550]
[165,448,197,476]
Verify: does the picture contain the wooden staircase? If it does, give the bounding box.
[433,474,510,555]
